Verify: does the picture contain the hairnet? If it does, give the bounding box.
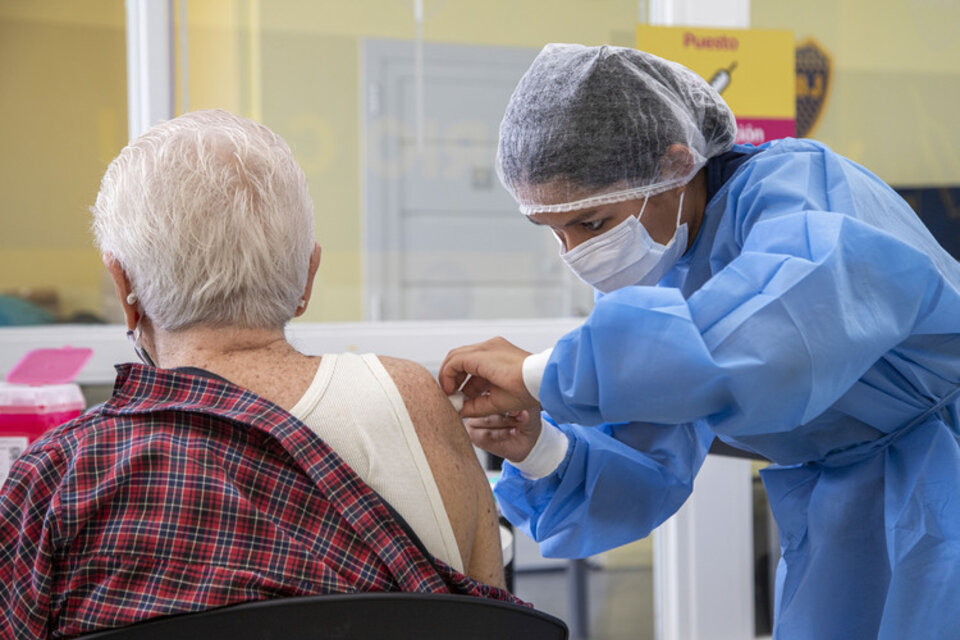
[497,43,737,215]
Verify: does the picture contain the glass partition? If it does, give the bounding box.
[4,1,956,328]
[0,0,639,327]
[203,0,635,322]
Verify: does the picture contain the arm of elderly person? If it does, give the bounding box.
[379,357,505,589]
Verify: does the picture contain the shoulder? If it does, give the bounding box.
[1,442,69,493]
[11,409,100,474]
[731,138,893,217]
[3,408,123,497]
[721,139,858,242]
[376,356,476,457]
[733,138,835,189]
[739,137,833,161]
[376,355,435,390]
[734,138,838,179]
[0,426,75,538]
[376,356,461,430]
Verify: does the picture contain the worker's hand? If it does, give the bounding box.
[464,409,541,463]
[439,336,540,418]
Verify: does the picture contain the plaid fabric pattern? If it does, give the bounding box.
[0,364,522,638]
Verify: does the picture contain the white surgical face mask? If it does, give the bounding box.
[559,191,688,293]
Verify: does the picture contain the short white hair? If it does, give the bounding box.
[92,109,315,331]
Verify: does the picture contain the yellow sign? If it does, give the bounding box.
[637,25,795,144]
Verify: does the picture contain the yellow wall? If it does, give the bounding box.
[259,32,363,321]
[257,0,638,47]
[0,1,126,321]
[181,0,244,115]
[752,0,960,186]
[0,0,122,28]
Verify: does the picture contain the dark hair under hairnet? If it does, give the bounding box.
[497,43,737,214]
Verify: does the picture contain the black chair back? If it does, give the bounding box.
[78,592,568,640]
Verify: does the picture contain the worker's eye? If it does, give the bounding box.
[582,219,605,232]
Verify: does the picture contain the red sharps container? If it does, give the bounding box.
[0,347,92,487]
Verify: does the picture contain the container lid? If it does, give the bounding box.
[0,382,86,413]
[5,347,93,385]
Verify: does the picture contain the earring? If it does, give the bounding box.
[126,293,138,305]
[297,299,307,308]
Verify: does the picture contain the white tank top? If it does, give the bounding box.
[288,353,464,572]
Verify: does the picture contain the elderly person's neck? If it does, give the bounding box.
[145,322,319,411]
[152,323,300,371]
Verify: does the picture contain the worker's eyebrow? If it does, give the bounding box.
[526,209,600,226]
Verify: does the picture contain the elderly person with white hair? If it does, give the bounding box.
[0,109,514,638]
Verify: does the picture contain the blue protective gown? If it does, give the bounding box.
[495,138,960,639]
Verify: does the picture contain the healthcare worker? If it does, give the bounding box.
[439,43,960,639]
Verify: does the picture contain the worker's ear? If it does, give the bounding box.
[660,144,696,182]
[103,253,140,331]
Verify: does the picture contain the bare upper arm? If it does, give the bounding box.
[378,356,505,589]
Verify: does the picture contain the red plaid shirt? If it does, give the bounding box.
[0,364,521,638]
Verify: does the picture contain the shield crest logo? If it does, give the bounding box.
[795,39,832,138]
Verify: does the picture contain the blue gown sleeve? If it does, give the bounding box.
[539,145,947,437]
[494,416,714,558]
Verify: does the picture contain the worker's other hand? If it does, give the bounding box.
[439,336,539,418]
[464,410,541,463]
